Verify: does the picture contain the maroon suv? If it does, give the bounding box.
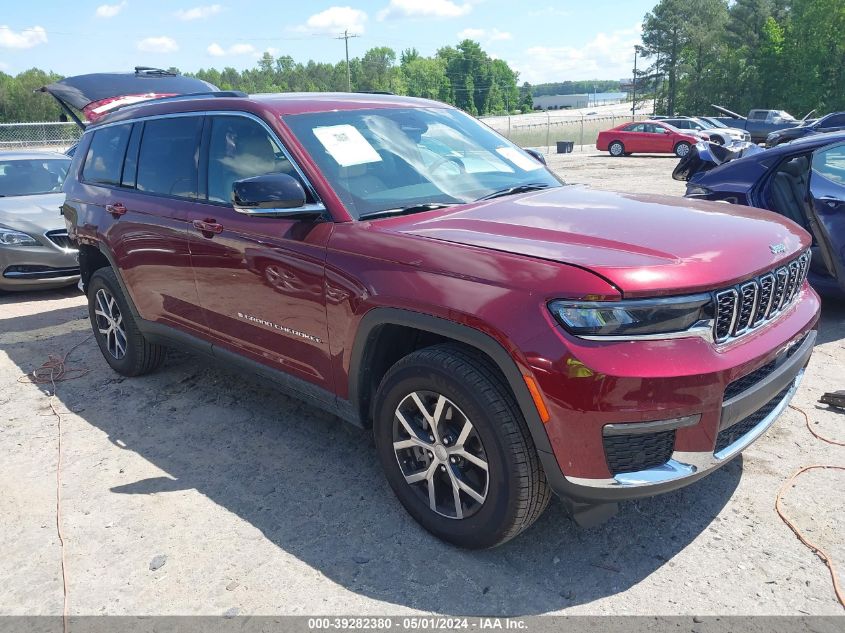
[62,90,819,548]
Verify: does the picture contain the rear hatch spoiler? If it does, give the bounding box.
[710,104,746,120]
[38,67,220,129]
[672,141,762,182]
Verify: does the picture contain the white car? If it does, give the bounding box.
[663,117,751,145]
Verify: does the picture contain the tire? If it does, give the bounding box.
[608,141,625,157]
[87,267,166,376]
[674,141,692,157]
[710,135,725,146]
[373,343,551,548]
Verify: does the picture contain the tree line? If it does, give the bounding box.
[0,40,534,123]
[639,0,845,117]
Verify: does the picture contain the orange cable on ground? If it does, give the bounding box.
[19,335,92,633]
[775,404,845,609]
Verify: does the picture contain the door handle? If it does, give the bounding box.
[106,202,127,217]
[192,218,224,235]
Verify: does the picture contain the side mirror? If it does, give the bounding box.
[232,173,324,218]
[523,148,547,165]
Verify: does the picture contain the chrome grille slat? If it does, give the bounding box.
[712,250,810,345]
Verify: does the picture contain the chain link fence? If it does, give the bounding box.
[480,112,650,152]
[0,122,81,152]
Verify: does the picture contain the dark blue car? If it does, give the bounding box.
[674,133,845,298]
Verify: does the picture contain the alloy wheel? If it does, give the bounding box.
[94,288,127,360]
[392,390,489,520]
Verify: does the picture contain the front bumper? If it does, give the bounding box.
[525,284,819,506]
[0,241,79,291]
[564,330,812,494]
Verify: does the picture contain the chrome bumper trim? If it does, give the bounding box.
[565,370,804,489]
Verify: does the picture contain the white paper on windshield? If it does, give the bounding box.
[496,147,543,171]
[313,125,382,167]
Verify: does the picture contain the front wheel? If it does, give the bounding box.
[674,141,692,157]
[373,344,550,548]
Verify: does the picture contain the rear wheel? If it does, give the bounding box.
[608,141,625,157]
[674,141,692,157]
[373,344,550,548]
[87,268,166,376]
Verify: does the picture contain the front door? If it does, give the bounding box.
[187,113,335,393]
[809,142,845,292]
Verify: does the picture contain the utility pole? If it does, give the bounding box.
[336,29,359,92]
[632,46,638,119]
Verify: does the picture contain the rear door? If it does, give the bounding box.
[186,112,335,394]
[78,117,205,333]
[809,142,845,292]
[621,123,646,152]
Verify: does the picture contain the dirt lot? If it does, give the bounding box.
[1,151,843,616]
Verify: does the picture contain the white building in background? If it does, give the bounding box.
[532,92,629,111]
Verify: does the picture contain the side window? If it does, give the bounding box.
[207,116,298,204]
[82,124,131,186]
[121,123,142,188]
[624,123,645,132]
[812,145,845,186]
[136,116,203,199]
[820,114,845,129]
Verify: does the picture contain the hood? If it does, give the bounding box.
[39,68,219,127]
[0,193,67,236]
[672,141,763,181]
[380,186,809,297]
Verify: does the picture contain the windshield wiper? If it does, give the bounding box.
[477,183,551,201]
[359,202,458,220]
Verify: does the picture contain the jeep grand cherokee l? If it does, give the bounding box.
[61,91,820,548]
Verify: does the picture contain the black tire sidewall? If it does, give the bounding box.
[87,269,143,375]
[373,355,521,548]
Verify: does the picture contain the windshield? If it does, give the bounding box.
[0,158,70,197]
[700,117,727,128]
[284,107,561,219]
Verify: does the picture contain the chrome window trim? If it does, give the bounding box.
[84,110,324,210]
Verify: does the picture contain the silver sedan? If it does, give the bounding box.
[0,151,79,292]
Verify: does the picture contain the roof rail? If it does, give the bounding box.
[97,90,249,121]
[134,66,178,77]
[354,90,395,95]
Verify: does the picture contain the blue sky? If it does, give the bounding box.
[0,1,653,83]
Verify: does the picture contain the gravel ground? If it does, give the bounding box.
[0,152,843,616]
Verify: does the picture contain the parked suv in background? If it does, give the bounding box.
[63,89,819,548]
[661,117,751,146]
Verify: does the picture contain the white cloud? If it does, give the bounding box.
[517,24,641,83]
[207,42,256,56]
[0,25,48,49]
[137,36,179,53]
[528,6,570,18]
[296,6,368,34]
[457,27,511,42]
[95,2,127,18]
[175,4,223,21]
[378,0,473,21]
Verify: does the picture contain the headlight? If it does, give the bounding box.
[0,226,40,247]
[685,184,712,197]
[548,295,713,338]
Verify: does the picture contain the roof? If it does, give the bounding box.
[0,150,70,161]
[92,91,449,128]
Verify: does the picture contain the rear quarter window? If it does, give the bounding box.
[82,124,132,186]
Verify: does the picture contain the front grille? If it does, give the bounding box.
[603,430,676,475]
[46,229,75,250]
[714,384,791,453]
[713,250,810,344]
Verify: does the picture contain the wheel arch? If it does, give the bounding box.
[348,307,554,457]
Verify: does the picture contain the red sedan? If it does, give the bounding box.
[597,120,707,157]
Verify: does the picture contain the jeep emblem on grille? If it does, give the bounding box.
[770,243,786,254]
